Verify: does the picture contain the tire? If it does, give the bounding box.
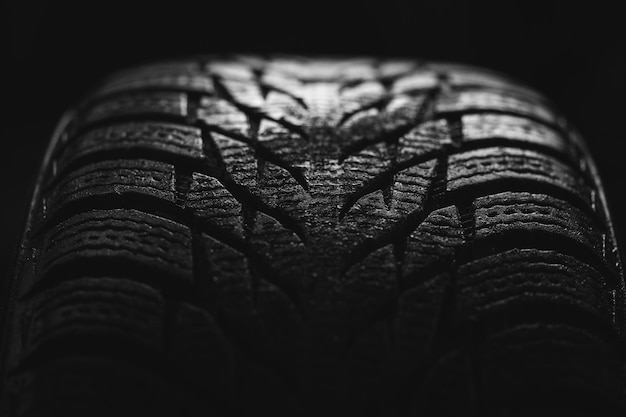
[1,56,625,416]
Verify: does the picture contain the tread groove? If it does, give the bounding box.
[210,73,310,141]
[341,141,599,220]
[396,229,622,301]
[342,155,449,275]
[338,85,442,163]
[203,124,309,192]
[202,129,308,244]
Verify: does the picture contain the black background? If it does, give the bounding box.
[4,0,626,277]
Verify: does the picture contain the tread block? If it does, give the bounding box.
[203,235,301,354]
[198,97,249,134]
[208,60,258,79]
[252,163,308,220]
[396,119,451,164]
[265,57,373,82]
[203,234,252,292]
[458,249,614,322]
[473,192,602,257]
[447,147,593,208]
[186,172,244,238]
[216,77,266,110]
[43,159,176,219]
[339,163,440,275]
[461,113,572,157]
[25,278,163,355]
[97,64,213,96]
[263,72,308,100]
[390,161,436,216]
[442,66,544,100]
[261,92,308,128]
[339,93,426,142]
[39,209,193,283]
[391,71,439,94]
[340,188,407,244]
[446,68,512,88]
[401,206,465,278]
[56,122,204,172]
[436,90,557,124]
[339,123,442,219]
[343,142,393,192]
[210,131,257,187]
[258,119,308,156]
[376,60,416,79]
[339,80,386,116]
[82,91,187,125]
[248,211,306,277]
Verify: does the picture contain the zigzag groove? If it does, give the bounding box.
[210,74,310,140]
[336,95,392,127]
[44,118,309,249]
[25,190,302,313]
[201,128,308,244]
[341,156,448,275]
[338,85,442,163]
[203,124,309,192]
[339,138,597,219]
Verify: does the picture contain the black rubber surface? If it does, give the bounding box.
[1,56,625,416]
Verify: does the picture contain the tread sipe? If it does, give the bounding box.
[1,56,625,416]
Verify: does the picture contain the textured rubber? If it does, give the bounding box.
[1,56,625,416]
